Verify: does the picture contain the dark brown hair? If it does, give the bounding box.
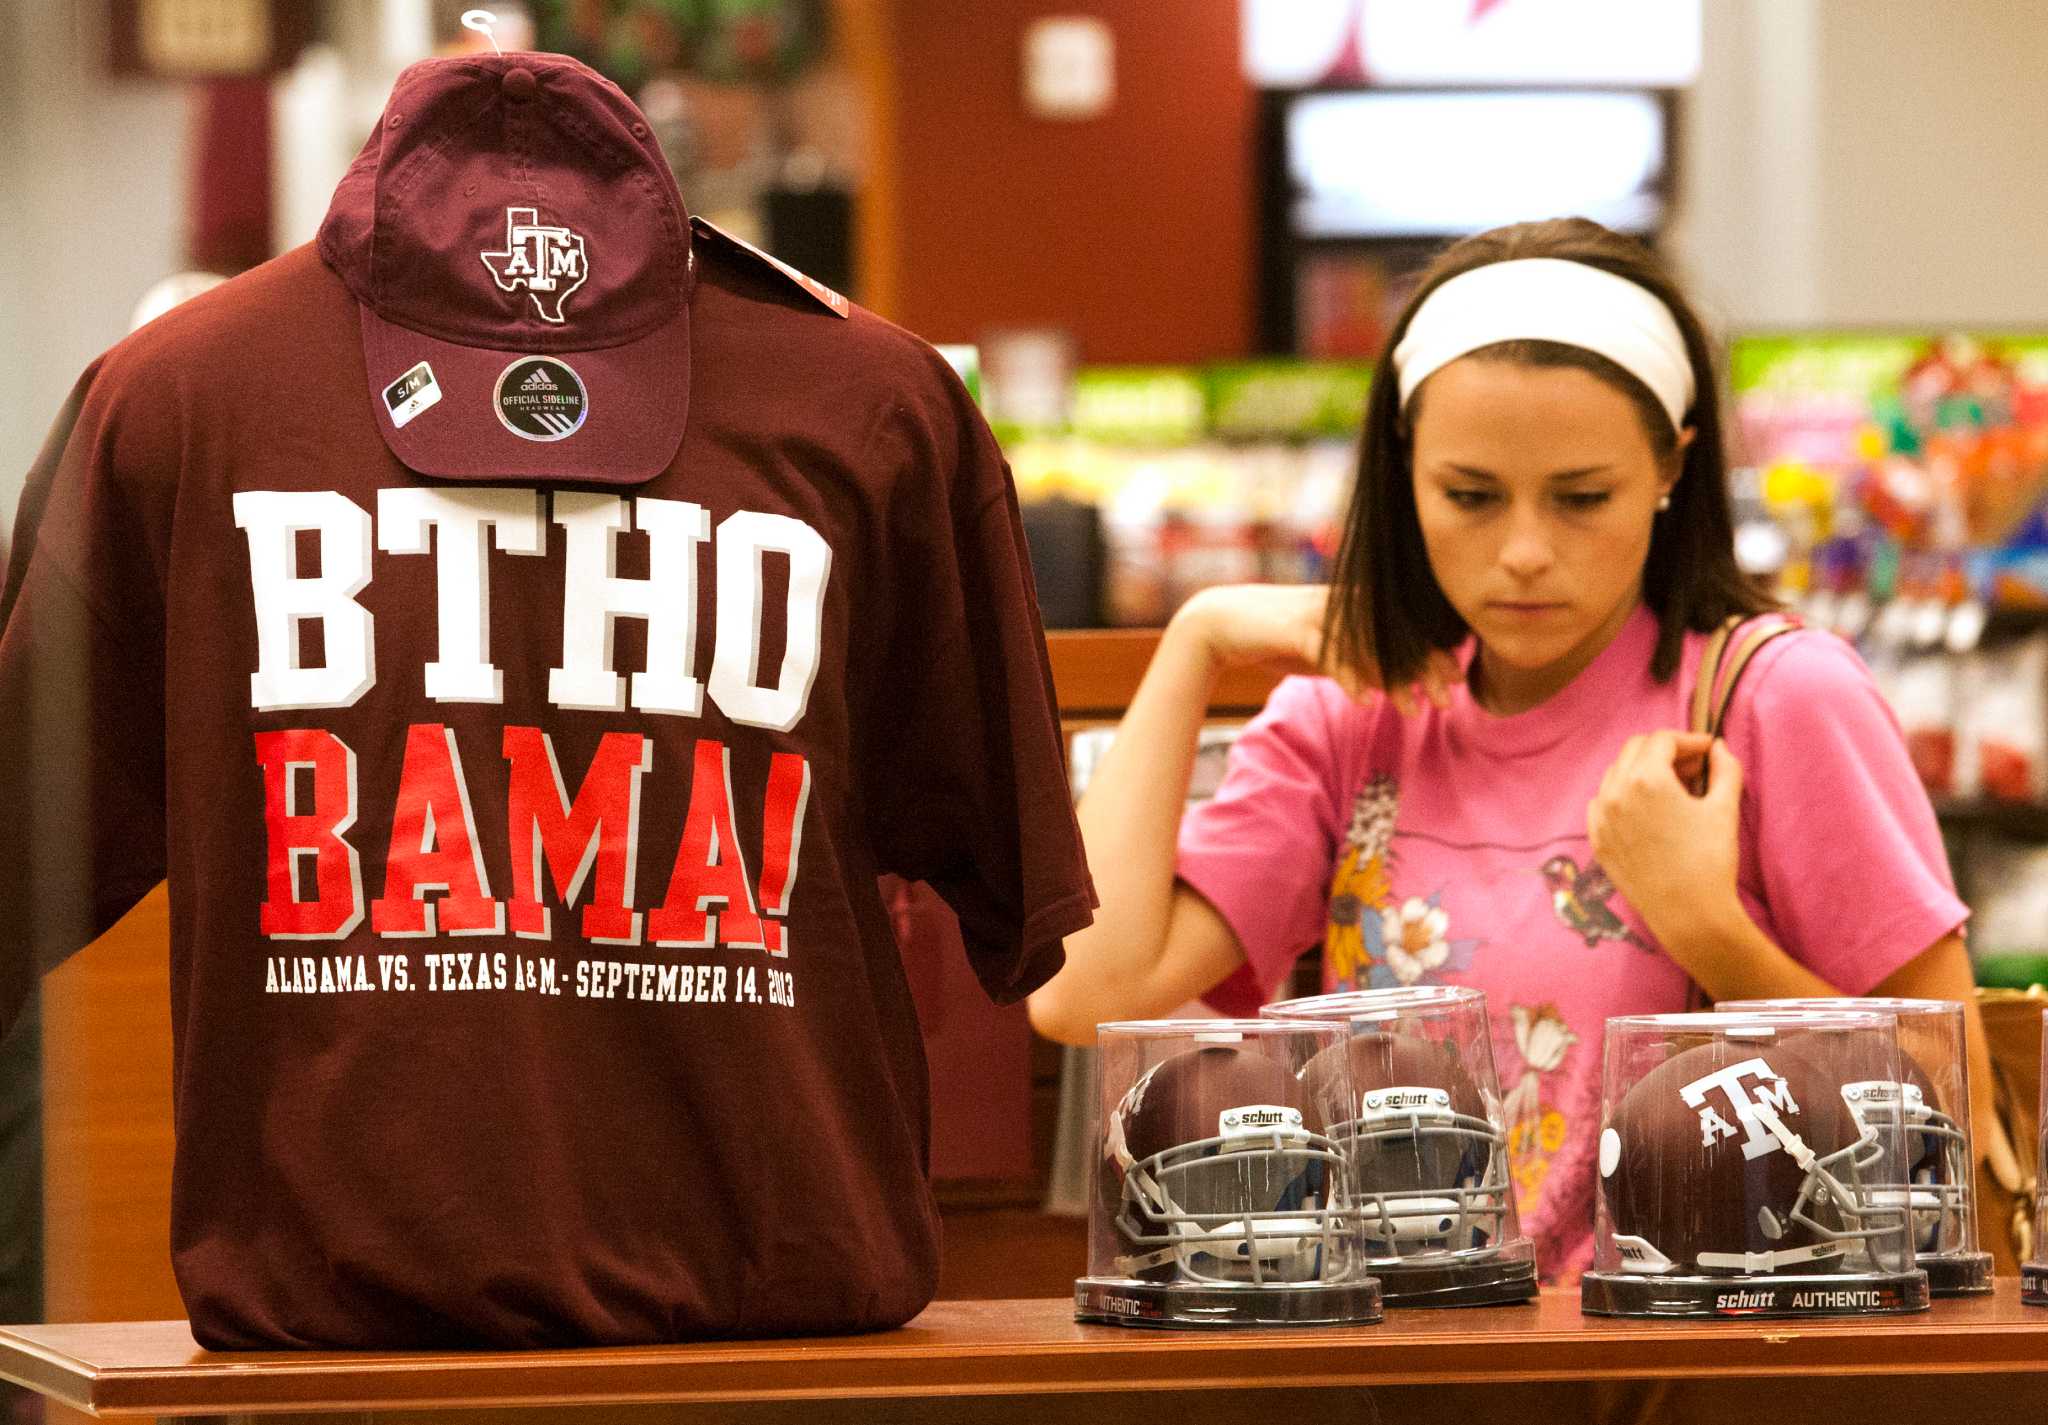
[1321,217,1774,688]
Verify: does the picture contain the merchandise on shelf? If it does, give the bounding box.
[1727,333,2048,950]
[1006,334,2048,635]
[1877,649,1965,798]
[994,362,1367,627]
[1870,631,2048,810]
[1961,837,2048,963]
[1970,637,2048,803]
[1731,331,2048,640]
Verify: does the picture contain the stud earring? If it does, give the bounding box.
[1656,495,1672,512]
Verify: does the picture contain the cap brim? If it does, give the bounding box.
[358,304,688,486]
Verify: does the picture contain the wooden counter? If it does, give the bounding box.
[1045,628,1281,719]
[8,1285,2048,1424]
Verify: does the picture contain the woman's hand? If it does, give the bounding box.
[1172,584,1463,714]
[1586,731,1744,953]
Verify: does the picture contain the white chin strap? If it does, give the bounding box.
[1362,1196,1464,1242]
[1391,257,1695,431]
[1696,1242,1846,1274]
[1115,1216,1321,1277]
[1693,1105,1865,1273]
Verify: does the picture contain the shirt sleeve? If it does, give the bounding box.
[0,362,170,1041]
[856,346,1095,1006]
[1727,630,1968,994]
[1175,676,1344,1015]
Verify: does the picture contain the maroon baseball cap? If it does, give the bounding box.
[318,53,691,486]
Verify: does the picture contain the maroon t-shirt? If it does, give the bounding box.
[0,234,1094,1349]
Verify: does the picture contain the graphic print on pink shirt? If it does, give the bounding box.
[1323,775,1479,988]
[1320,775,1649,993]
[1499,1001,1582,1224]
[1536,857,1644,949]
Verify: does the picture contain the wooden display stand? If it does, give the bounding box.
[7,1287,2048,1423]
[1045,628,1282,721]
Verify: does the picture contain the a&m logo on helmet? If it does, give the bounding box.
[1678,1056,1802,1160]
[480,207,588,323]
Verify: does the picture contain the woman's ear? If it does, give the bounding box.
[1660,424,1697,497]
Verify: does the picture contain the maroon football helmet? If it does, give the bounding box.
[1302,1031,1510,1254]
[1103,1044,1350,1284]
[1599,1035,1911,1276]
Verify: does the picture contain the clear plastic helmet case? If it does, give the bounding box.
[1261,986,1538,1307]
[2026,1007,2048,1307]
[1583,1011,1930,1319]
[1075,1019,1384,1328]
[1718,997,1990,1296]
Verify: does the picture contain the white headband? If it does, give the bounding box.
[1391,258,1695,431]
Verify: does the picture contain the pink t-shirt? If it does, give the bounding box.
[1177,602,1967,1282]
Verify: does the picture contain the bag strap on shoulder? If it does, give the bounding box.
[1690,612,1805,739]
[1688,616,1741,735]
[1684,612,1804,797]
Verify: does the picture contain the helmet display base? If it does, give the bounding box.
[1581,1268,1929,1319]
[1074,1276,1383,1328]
[1369,1250,1538,1307]
[2022,1262,2048,1305]
[1922,1251,1994,1296]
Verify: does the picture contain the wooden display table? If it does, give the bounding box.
[1045,628,1281,720]
[8,1285,2048,1424]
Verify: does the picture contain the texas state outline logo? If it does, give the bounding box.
[480,207,589,323]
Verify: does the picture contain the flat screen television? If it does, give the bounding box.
[1282,88,1668,240]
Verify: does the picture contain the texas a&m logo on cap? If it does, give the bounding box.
[480,207,588,323]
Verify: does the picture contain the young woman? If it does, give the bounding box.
[1028,217,2000,1281]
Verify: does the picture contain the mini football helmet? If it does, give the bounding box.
[1301,1029,1511,1255]
[1599,1035,1912,1276]
[1103,1044,1351,1285]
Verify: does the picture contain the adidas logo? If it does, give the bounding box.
[521,368,558,391]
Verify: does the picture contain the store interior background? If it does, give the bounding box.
[15,0,2048,504]
[10,0,2048,1368]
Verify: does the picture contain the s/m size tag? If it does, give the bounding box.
[383,362,442,429]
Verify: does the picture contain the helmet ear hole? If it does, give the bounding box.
[1758,1205,1784,1241]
